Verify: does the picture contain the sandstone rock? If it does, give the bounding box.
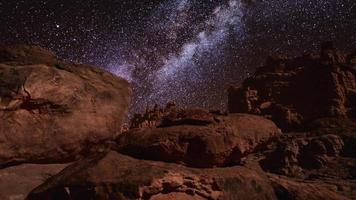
[260,132,345,175]
[260,133,305,176]
[129,103,215,129]
[27,151,277,200]
[0,163,68,200]
[228,42,356,131]
[258,118,356,199]
[308,118,356,158]
[0,45,132,167]
[0,45,57,66]
[159,108,215,127]
[268,174,351,200]
[130,102,178,129]
[117,113,281,167]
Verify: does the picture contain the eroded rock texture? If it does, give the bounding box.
[0,163,68,200]
[27,151,277,200]
[259,118,356,199]
[228,42,356,131]
[118,113,281,167]
[0,45,132,166]
[268,174,351,200]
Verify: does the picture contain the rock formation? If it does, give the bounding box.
[0,45,132,167]
[228,42,356,131]
[118,112,281,167]
[129,102,178,129]
[129,103,227,129]
[0,44,355,200]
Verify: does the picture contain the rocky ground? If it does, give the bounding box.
[0,43,355,200]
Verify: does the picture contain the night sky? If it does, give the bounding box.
[1,0,356,113]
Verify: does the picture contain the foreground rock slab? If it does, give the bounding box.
[0,163,68,200]
[118,113,281,167]
[268,174,351,200]
[0,45,132,167]
[27,151,277,200]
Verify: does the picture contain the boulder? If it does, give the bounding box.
[118,113,281,167]
[0,45,132,167]
[27,151,277,200]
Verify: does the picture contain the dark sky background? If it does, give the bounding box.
[1,0,356,114]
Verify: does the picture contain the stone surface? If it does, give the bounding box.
[228,43,356,131]
[0,45,58,66]
[268,174,351,200]
[2,43,356,200]
[117,113,281,167]
[0,45,132,167]
[260,131,347,175]
[27,151,277,200]
[0,163,68,200]
[159,108,215,127]
[129,103,216,129]
[308,118,356,158]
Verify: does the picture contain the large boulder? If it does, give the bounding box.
[27,151,277,200]
[117,113,281,167]
[228,42,356,131]
[0,45,132,167]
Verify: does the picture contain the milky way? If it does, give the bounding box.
[1,0,356,114]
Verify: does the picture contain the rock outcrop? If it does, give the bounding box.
[1,43,356,200]
[258,117,356,199]
[228,42,356,131]
[0,45,132,167]
[27,151,278,200]
[118,113,281,167]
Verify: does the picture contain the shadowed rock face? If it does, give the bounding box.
[27,151,278,200]
[0,45,132,167]
[0,163,68,200]
[268,174,350,200]
[0,45,58,66]
[258,118,356,199]
[117,113,281,168]
[228,43,356,131]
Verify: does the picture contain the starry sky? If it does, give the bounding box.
[1,0,356,113]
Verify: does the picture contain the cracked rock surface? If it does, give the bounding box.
[0,45,132,167]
